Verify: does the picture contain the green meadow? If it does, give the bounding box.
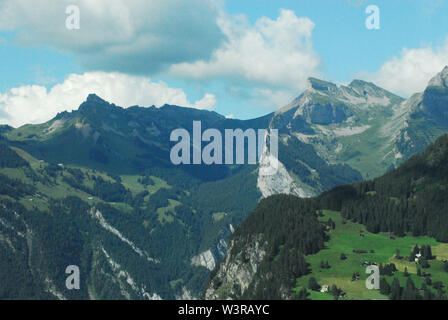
[295,210,448,300]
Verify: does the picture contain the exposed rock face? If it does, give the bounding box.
[175,287,196,300]
[421,66,448,126]
[257,153,309,198]
[205,235,266,300]
[191,250,216,271]
[301,101,351,125]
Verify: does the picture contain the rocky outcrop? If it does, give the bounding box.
[421,66,448,126]
[257,153,310,198]
[205,235,266,300]
[191,250,216,271]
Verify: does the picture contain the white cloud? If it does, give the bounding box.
[251,88,297,110]
[0,72,216,127]
[170,9,321,95]
[363,39,448,97]
[0,0,224,74]
[194,93,217,111]
[0,2,322,112]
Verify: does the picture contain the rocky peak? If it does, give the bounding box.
[86,93,108,104]
[349,79,378,94]
[421,66,448,126]
[307,77,338,95]
[427,66,448,89]
[78,94,117,115]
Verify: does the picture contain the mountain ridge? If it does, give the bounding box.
[1,67,447,300]
[206,133,448,300]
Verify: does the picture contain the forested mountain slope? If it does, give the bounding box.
[2,67,448,300]
[206,134,448,300]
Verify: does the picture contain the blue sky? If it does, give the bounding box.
[226,0,448,80]
[0,0,447,126]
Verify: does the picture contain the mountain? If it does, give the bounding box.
[258,67,448,199]
[206,134,448,300]
[0,96,275,299]
[1,67,447,299]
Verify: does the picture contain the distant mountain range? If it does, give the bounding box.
[0,67,447,299]
[261,66,448,198]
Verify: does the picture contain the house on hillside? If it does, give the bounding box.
[320,285,329,293]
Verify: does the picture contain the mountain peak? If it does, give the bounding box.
[349,79,375,88]
[427,66,448,88]
[78,94,115,115]
[307,77,338,94]
[86,93,108,104]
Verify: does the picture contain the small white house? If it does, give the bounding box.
[320,285,329,293]
[415,252,422,262]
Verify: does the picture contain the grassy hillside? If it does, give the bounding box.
[295,210,448,300]
[207,134,448,300]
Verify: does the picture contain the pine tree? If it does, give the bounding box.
[426,245,433,260]
[380,278,391,295]
[389,278,401,300]
[328,218,336,230]
[420,258,430,269]
[402,277,417,300]
[308,277,320,291]
[331,285,340,300]
[444,262,448,273]
[295,288,310,300]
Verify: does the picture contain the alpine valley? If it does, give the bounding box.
[1,67,448,300]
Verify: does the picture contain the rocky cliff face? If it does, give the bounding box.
[205,234,266,300]
[191,250,216,271]
[421,66,448,126]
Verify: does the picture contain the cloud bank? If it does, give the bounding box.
[0,72,216,127]
[0,0,224,74]
[363,39,448,97]
[170,9,321,95]
[0,2,323,112]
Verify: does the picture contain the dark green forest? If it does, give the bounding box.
[210,134,448,300]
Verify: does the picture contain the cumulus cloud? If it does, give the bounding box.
[0,72,216,127]
[362,39,448,97]
[0,2,322,113]
[0,0,224,74]
[170,9,321,96]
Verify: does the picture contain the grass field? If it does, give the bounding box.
[294,210,448,300]
[157,199,181,224]
[120,174,170,197]
[0,146,173,214]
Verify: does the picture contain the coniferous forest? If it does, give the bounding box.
[208,134,448,300]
